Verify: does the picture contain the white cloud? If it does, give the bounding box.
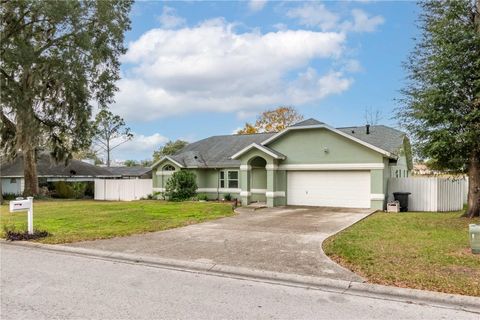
[110,133,169,161]
[287,4,384,33]
[115,19,351,121]
[286,3,340,31]
[157,6,186,29]
[248,0,267,12]
[342,9,384,33]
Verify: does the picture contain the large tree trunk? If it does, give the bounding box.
[23,146,39,196]
[466,151,480,218]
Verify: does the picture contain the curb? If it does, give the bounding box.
[2,240,479,313]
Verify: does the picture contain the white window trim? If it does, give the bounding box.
[227,170,239,189]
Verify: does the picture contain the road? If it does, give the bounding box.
[0,243,477,320]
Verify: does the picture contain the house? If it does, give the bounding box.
[0,152,118,195]
[150,119,412,210]
[107,166,152,179]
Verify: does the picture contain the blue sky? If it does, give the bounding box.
[109,0,420,162]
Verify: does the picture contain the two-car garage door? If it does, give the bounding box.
[287,171,371,208]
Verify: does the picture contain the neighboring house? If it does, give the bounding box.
[107,166,152,179]
[151,118,412,210]
[0,152,118,195]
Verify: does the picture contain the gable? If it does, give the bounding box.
[267,128,384,164]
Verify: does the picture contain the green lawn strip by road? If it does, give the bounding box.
[323,211,480,297]
[0,200,233,244]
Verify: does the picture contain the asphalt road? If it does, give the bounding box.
[1,243,477,320]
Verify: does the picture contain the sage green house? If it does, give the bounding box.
[151,119,412,210]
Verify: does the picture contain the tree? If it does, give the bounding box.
[124,160,138,167]
[237,106,304,134]
[73,148,103,165]
[164,170,197,201]
[364,107,383,126]
[398,0,480,217]
[93,109,133,167]
[0,0,132,195]
[153,140,189,163]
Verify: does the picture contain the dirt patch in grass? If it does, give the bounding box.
[323,211,480,297]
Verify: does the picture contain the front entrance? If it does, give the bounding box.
[249,156,267,203]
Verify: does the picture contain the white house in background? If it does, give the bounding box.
[0,152,118,195]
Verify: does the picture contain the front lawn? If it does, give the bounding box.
[0,200,233,244]
[323,211,480,297]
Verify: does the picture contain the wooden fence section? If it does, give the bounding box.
[387,177,467,212]
[94,179,152,201]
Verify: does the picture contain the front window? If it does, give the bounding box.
[163,164,175,171]
[220,171,225,188]
[228,171,239,188]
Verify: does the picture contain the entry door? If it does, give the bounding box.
[287,171,371,208]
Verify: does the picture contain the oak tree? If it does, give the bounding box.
[399,0,480,217]
[0,0,132,195]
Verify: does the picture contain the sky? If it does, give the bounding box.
[108,0,420,162]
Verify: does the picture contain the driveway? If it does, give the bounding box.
[67,206,373,282]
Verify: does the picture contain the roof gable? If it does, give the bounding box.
[262,121,402,158]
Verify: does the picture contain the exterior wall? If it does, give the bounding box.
[267,128,384,165]
[390,153,410,178]
[152,162,241,200]
[152,160,182,192]
[1,178,23,195]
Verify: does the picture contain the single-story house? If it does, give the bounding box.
[0,152,118,195]
[151,119,412,210]
[107,166,152,179]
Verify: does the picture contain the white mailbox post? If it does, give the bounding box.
[9,197,34,234]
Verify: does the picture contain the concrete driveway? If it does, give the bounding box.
[67,206,373,282]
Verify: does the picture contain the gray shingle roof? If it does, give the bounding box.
[337,125,406,155]
[0,152,117,178]
[170,133,276,168]
[161,120,407,168]
[291,118,324,127]
[107,166,152,178]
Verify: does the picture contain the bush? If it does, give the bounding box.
[165,170,197,201]
[2,224,49,241]
[198,193,209,201]
[2,193,20,201]
[224,193,232,201]
[54,181,75,198]
[52,181,89,199]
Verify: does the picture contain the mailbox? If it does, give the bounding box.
[9,197,34,234]
[9,199,32,212]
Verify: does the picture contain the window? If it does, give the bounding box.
[220,171,225,188]
[163,164,175,171]
[10,178,16,184]
[228,171,239,188]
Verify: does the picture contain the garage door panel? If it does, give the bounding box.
[287,171,370,208]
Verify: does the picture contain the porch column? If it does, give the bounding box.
[266,164,277,207]
[240,165,251,206]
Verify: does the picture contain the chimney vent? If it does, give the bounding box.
[366,124,370,134]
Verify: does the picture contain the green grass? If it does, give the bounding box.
[0,200,233,244]
[323,211,480,297]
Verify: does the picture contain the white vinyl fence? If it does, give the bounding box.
[387,177,467,212]
[95,179,152,201]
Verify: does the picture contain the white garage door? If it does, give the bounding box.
[287,171,371,208]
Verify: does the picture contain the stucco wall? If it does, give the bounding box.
[267,128,384,164]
